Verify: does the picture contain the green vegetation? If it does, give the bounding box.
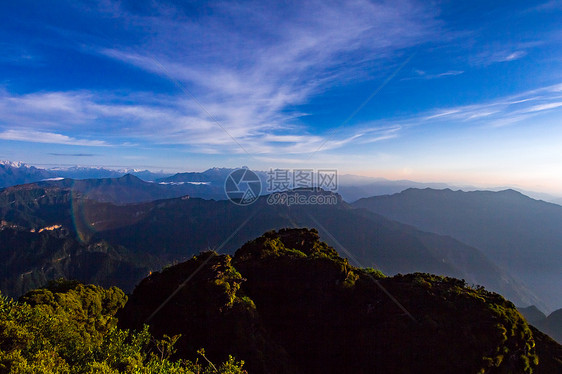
[1,228,561,373]
[119,228,560,373]
[0,280,246,373]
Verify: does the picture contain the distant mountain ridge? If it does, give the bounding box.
[0,160,171,188]
[0,183,544,311]
[353,188,562,311]
[0,160,53,187]
[1,173,228,204]
[520,306,562,344]
[3,160,562,204]
[36,174,196,204]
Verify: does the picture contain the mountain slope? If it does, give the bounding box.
[92,192,543,308]
[529,308,562,344]
[0,184,542,309]
[38,174,194,204]
[519,305,548,325]
[0,174,221,205]
[540,309,562,343]
[0,161,52,188]
[118,228,560,374]
[353,188,562,311]
[0,223,155,297]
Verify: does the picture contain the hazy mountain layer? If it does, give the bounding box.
[353,188,562,311]
[0,183,542,310]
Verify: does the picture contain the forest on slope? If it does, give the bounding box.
[2,229,561,373]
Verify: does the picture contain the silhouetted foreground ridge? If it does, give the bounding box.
[119,228,562,374]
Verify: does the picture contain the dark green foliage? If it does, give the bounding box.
[529,326,562,374]
[118,252,296,374]
[233,230,540,373]
[119,228,562,374]
[1,228,561,373]
[0,281,246,373]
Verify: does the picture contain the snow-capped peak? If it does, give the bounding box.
[0,160,26,168]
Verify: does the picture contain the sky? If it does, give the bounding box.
[1,0,562,193]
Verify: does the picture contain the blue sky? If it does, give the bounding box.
[1,0,562,192]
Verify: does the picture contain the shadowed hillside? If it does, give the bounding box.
[0,185,542,310]
[118,228,562,374]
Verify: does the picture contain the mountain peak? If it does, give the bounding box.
[497,188,525,196]
[0,160,26,168]
[118,173,143,182]
[118,228,550,373]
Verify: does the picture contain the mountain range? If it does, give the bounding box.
[353,188,562,312]
[519,306,562,344]
[0,181,544,314]
[0,160,170,188]
[1,171,562,345]
[5,160,562,204]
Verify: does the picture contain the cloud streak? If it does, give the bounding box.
[405,69,464,80]
[0,88,403,154]
[48,153,96,157]
[0,1,442,155]
[421,83,562,127]
[2,79,561,156]
[90,0,438,154]
[0,129,109,146]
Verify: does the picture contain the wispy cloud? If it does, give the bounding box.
[404,69,464,80]
[48,153,96,157]
[502,51,527,62]
[89,0,437,154]
[0,88,402,153]
[0,1,440,155]
[421,83,562,127]
[525,102,562,112]
[469,49,528,66]
[0,129,109,146]
[0,43,41,66]
[532,0,562,12]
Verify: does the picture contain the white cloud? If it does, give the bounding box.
[0,88,404,154]
[405,70,464,80]
[90,0,437,153]
[524,102,562,112]
[502,51,527,62]
[437,70,465,77]
[0,1,454,158]
[0,1,439,155]
[421,83,562,126]
[469,49,529,66]
[0,129,109,146]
